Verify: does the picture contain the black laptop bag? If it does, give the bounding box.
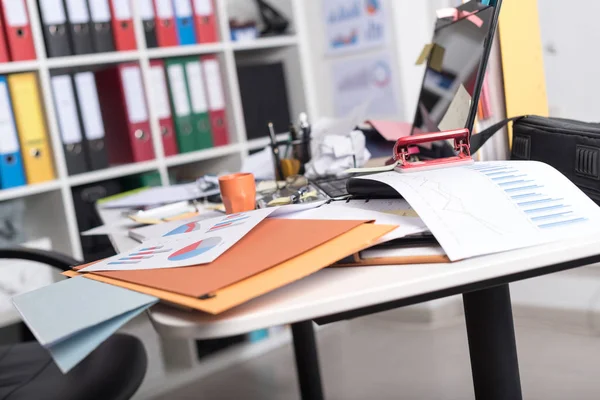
[472,115,600,204]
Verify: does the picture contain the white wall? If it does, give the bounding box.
[538,0,600,121]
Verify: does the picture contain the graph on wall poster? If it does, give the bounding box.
[108,245,173,265]
[167,237,223,261]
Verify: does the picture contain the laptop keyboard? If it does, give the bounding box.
[312,177,350,198]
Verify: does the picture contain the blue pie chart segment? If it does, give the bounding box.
[163,222,201,237]
[168,237,222,261]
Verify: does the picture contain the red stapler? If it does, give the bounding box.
[393,128,474,172]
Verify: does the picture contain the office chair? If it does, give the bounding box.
[0,247,148,400]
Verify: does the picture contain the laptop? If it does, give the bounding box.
[343,0,504,198]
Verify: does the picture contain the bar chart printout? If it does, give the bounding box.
[358,161,600,261]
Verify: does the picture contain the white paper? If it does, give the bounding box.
[240,147,275,180]
[111,0,131,20]
[129,210,225,242]
[332,53,399,118]
[185,61,208,113]
[155,0,174,19]
[173,0,193,17]
[74,72,105,140]
[281,204,427,244]
[269,201,328,217]
[88,0,111,22]
[361,244,445,259]
[323,0,385,54]
[65,0,90,24]
[3,0,29,26]
[203,58,225,110]
[167,64,191,117]
[438,84,471,132]
[0,82,19,154]
[100,182,220,209]
[138,0,154,20]
[51,76,83,145]
[80,208,276,271]
[39,0,67,25]
[336,198,422,219]
[359,161,600,261]
[120,66,148,124]
[150,65,171,119]
[193,0,212,16]
[82,219,141,236]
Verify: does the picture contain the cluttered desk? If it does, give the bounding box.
[11,2,600,400]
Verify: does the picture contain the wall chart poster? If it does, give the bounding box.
[323,0,386,54]
[332,52,399,117]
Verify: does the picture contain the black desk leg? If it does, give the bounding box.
[463,284,523,400]
[291,320,325,400]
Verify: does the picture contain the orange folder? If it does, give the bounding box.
[65,223,393,314]
[75,219,372,298]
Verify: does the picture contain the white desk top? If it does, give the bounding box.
[96,207,600,340]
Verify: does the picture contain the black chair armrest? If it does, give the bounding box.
[0,247,80,272]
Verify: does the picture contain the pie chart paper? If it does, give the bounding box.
[80,208,277,272]
[168,237,223,261]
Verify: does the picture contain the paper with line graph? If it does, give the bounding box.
[80,208,276,272]
[358,161,600,261]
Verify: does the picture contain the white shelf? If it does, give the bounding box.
[230,35,298,51]
[46,50,140,69]
[165,143,242,168]
[0,60,39,74]
[246,133,291,151]
[68,160,160,187]
[0,0,314,262]
[147,42,225,59]
[0,180,62,202]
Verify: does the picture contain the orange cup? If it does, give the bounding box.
[218,173,256,214]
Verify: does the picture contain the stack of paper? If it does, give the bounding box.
[99,183,220,209]
[356,161,600,261]
[14,206,396,373]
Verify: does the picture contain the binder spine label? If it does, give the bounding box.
[156,0,174,18]
[120,67,148,124]
[65,0,90,23]
[186,61,207,113]
[88,0,111,22]
[150,65,171,119]
[167,64,191,117]
[194,0,212,15]
[39,0,67,24]
[204,59,225,110]
[0,82,18,153]
[3,0,29,26]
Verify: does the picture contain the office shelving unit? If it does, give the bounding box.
[0,0,316,260]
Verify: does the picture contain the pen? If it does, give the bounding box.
[299,112,311,164]
[268,122,285,180]
[288,123,298,159]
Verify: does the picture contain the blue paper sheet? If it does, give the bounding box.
[13,276,158,372]
[47,304,151,373]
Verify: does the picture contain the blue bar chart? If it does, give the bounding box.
[470,164,588,230]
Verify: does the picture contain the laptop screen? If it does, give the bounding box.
[411,4,496,136]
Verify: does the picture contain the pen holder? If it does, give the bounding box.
[218,173,257,214]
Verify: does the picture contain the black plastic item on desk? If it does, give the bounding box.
[346,177,402,199]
